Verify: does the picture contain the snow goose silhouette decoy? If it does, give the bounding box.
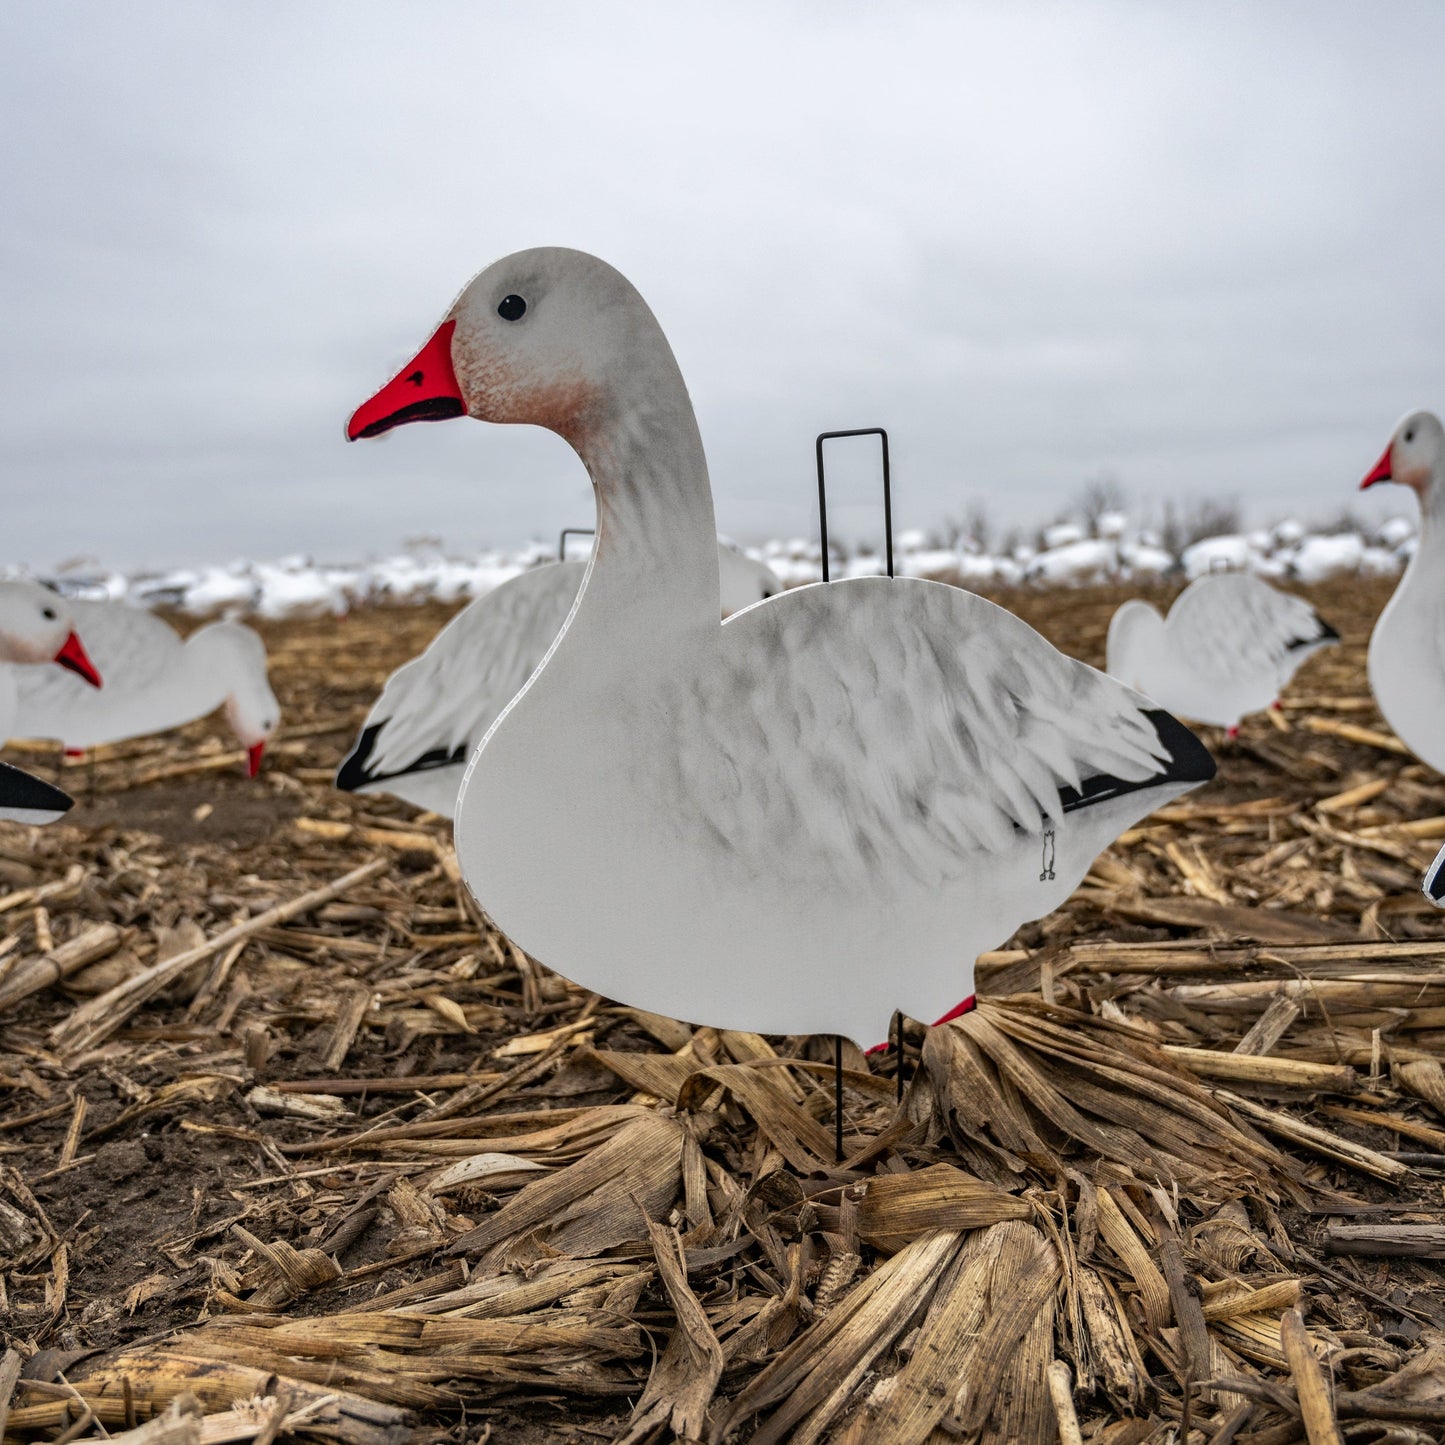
[1106,574,1338,738]
[0,582,102,823]
[1360,410,1445,772]
[11,602,278,774]
[1425,839,1445,907]
[347,247,1216,1045]
[337,533,782,816]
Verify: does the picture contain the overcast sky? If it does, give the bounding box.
[1,1,1441,569]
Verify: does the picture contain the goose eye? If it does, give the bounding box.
[1405,429,1416,443]
[41,608,56,620]
[497,295,527,322]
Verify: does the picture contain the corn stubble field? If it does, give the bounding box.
[1,576,1444,1445]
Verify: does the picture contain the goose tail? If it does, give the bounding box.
[1059,708,1214,815]
[336,721,467,793]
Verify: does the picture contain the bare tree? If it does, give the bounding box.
[941,499,996,554]
[1075,472,1127,534]
[1160,497,1244,553]
[1314,505,1365,536]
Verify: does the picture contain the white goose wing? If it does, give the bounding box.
[11,601,184,741]
[1167,574,1337,685]
[664,577,1212,892]
[337,563,583,791]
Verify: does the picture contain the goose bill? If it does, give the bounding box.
[347,321,465,440]
[247,742,265,777]
[54,632,101,688]
[1360,444,1393,489]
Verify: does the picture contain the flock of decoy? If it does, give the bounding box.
[2,246,1442,1043]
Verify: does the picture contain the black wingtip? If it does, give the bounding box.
[1059,708,1215,814]
[335,720,469,793]
[335,722,383,793]
[1146,708,1218,786]
[1286,613,1340,650]
[0,762,74,817]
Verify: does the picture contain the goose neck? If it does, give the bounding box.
[570,367,720,636]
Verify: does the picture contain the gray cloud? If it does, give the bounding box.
[2,0,1441,568]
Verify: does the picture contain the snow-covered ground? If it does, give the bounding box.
[10,513,1418,620]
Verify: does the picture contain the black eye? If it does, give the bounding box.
[1406,429,1416,442]
[42,608,56,620]
[497,295,527,321]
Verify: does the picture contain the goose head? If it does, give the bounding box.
[226,695,279,776]
[1105,598,1165,691]
[224,672,280,777]
[0,584,101,685]
[1361,410,1445,504]
[347,248,667,451]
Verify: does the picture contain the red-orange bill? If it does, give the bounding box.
[347,320,465,440]
[55,632,101,688]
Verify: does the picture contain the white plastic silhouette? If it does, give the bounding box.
[348,248,1215,1044]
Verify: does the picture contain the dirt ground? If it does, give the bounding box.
[2,577,1445,1444]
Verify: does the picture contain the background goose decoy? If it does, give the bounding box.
[0,582,102,684]
[0,760,74,825]
[1105,573,1338,738]
[348,246,1216,1046]
[1360,410,1445,772]
[337,535,782,816]
[0,581,102,824]
[10,601,279,774]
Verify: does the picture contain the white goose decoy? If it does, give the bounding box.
[347,247,1216,1045]
[0,582,103,739]
[0,761,74,825]
[11,601,279,773]
[1425,839,1445,907]
[337,537,782,816]
[0,582,102,824]
[1360,410,1445,773]
[1106,574,1338,737]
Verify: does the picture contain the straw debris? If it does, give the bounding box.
[0,580,1443,1442]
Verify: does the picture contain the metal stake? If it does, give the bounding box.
[815,429,893,1165]
[558,527,596,562]
[815,429,893,584]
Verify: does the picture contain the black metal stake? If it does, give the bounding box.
[815,429,894,1167]
[815,429,893,584]
[893,1009,905,1105]
[558,527,595,562]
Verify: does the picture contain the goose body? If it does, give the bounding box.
[11,601,278,772]
[1106,574,1338,732]
[337,541,781,816]
[1360,411,1445,772]
[348,247,1215,1044]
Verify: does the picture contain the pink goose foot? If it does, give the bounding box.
[866,993,977,1055]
